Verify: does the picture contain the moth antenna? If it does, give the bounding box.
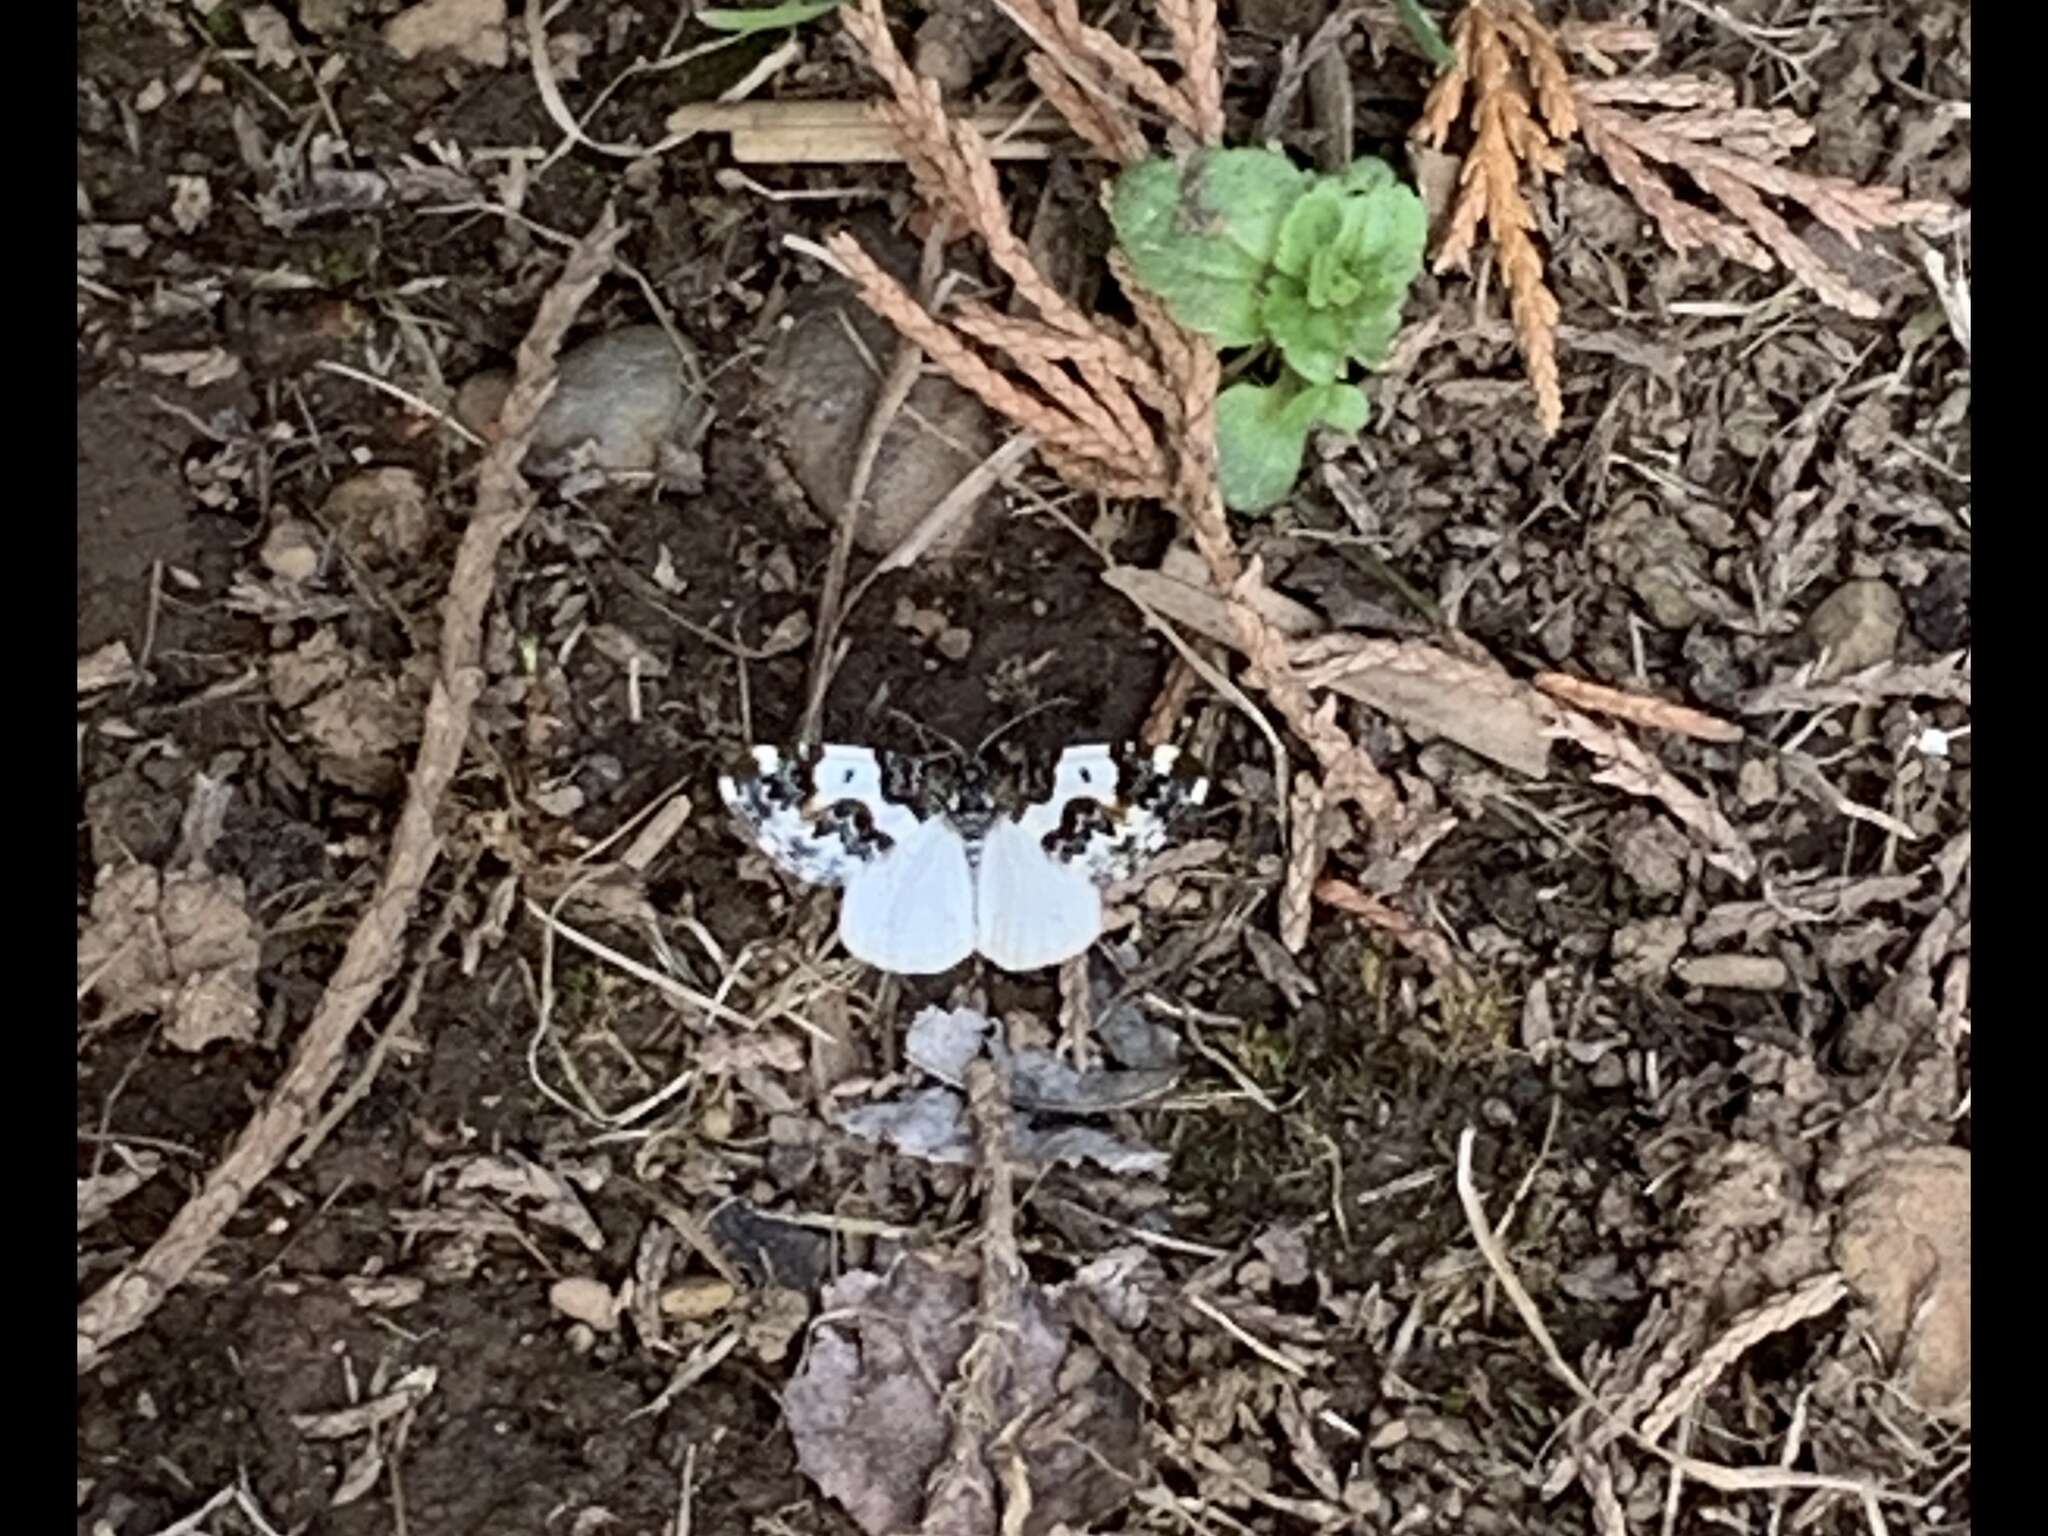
[883,708,969,763]
[974,695,1076,758]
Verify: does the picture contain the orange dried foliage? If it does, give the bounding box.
[1416,1,1953,435]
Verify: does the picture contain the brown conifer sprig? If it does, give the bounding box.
[830,0,1403,812]
[1415,0,1574,434]
[1416,1,1953,435]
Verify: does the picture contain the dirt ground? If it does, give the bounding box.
[78,3,1969,1534]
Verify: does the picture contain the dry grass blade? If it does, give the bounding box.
[76,207,627,1374]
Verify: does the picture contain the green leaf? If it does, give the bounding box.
[1258,275,1349,384]
[1247,156,1428,374]
[1215,377,1370,513]
[1272,183,1347,281]
[1111,149,1312,347]
[1393,0,1459,72]
[698,0,844,34]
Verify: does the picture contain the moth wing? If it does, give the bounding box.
[838,817,977,975]
[974,819,1104,973]
[1054,742,1209,887]
[719,744,920,888]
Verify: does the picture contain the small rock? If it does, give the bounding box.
[259,519,322,583]
[168,175,212,235]
[533,782,587,819]
[1805,579,1904,680]
[1835,1147,1970,1424]
[301,676,414,794]
[912,10,979,93]
[456,326,702,473]
[763,288,999,561]
[384,0,509,67]
[1735,757,1779,808]
[1599,502,1737,631]
[549,1276,623,1331]
[892,597,948,642]
[300,0,358,36]
[659,1276,737,1321]
[934,626,973,662]
[1252,1223,1311,1287]
[1614,818,1688,897]
[743,1285,809,1363]
[1611,916,1685,984]
[453,370,512,440]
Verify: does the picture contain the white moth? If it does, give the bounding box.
[718,743,1209,975]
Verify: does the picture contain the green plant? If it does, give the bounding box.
[697,0,845,35]
[1112,147,1425,512]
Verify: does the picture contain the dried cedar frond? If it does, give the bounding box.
[1416,0,1573,434]
[1416,0,1954,434]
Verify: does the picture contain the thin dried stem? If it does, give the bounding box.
[77,208,627,1373]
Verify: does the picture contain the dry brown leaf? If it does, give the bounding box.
[78,864,261,1052]
[449,1153,606,1251]
[1108,556,1555,779]
[383,0,508,67]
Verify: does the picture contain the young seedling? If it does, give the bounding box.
[1112,147,1426,512]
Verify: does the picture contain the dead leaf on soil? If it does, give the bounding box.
[1834,1146,1970,1424]
[1544,707,1756,881]
[137,348,242,387]
[383,0,509,68]
[905,1004,1180,1113]
[270,627,354,710]
[239,5,298,71]
[291,1364,439,1439]
[448,1153,606,1251]
[78,863,261,1051]
[322,466,432,563]
[1107,555,1555,779]
[300,674,419,792]
[782,1250,1148,1536]
[838,1088,1167,1175]
[78,639,137,695]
